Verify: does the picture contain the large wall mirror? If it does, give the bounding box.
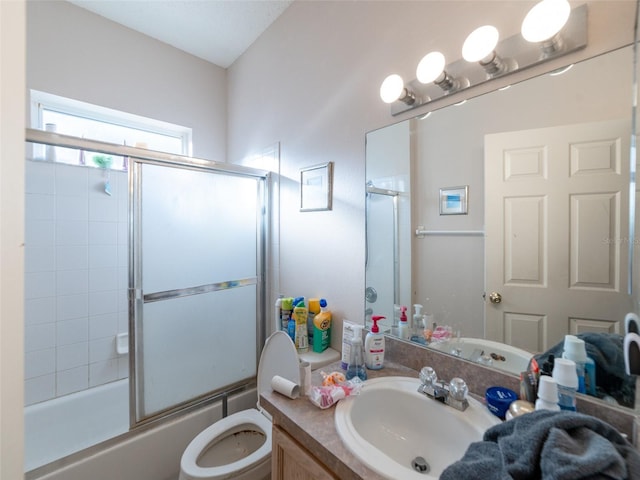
[365,44,638,410]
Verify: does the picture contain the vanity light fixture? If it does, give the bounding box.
[521,0,571,56]
[462,25,509,77]
[416,51,459,92]
[381,1,586,116]
[379,74,416,105]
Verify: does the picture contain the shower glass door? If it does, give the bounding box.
[130,160,267,424]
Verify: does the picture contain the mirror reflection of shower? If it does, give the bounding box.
[365,120,412,333]
[365,182,408,331]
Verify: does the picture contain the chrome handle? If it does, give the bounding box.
[419,366,437,386]
[488,292,502,304]
[449,378,468,401]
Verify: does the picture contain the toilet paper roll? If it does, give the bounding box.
[271,375,300,399]
[299,361,311,396]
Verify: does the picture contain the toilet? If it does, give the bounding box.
[179,331,300,480]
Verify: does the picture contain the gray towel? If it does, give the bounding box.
[440,410,640,480]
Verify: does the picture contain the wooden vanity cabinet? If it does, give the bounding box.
[272,425,338,480]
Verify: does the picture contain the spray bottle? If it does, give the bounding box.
[365,316,385,369]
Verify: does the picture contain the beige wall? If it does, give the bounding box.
[26,0,227,161]
[228,1,637,347]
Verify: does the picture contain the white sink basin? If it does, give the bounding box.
[429,337,532,375]
[334,376,499,479]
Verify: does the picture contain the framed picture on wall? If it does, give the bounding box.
[439,185,468,215]
[300,162,333,211]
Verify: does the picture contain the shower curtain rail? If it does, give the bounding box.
[25,128,269,178]
[415,227,485,238]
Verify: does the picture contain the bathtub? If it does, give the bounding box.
[25,379,129,472]
[25,386,257,480]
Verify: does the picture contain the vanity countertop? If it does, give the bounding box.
[261,360,419,480]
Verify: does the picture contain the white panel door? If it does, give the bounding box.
[485,119,631,353]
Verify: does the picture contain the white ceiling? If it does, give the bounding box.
[68,0,294,68]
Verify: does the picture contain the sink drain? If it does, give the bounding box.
[412,456,430,474]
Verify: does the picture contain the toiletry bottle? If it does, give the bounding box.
[535,376,561,411]
[307,298,320,344]
[562,335,596,396]
[282,297,294,336]
[346,325,367,381]
[412,304,423,336]
[341,321,356,370]
[292,300,309,353]
[312,299,331,353]
[275,294,284,331]
[365,316,385,369]
[541,354,555,377]
[410,305,426,344]
[552,358,578,411]
[392,304,401,337]
[397,306,409,340]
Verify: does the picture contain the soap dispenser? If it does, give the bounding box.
[411,304,426,344]
[413,304,423,331]
[346,325,367,381]
[398,306,409,340]
[365,316,385,370]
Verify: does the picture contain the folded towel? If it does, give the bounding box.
[440,410,640,480]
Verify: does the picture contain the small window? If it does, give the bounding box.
[30,90,192,170]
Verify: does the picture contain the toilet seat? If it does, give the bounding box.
[256,330,301,415]
[179,409,272,479]
[179,331,300,480]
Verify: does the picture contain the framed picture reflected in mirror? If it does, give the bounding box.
[439,185,468,215]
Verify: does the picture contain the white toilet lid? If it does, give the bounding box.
[257,331,300,409]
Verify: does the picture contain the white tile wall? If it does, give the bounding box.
[24,161,129,406]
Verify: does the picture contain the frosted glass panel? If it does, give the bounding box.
[133,160,265,423]
[141,164,259,293]
[365,193,396,324]
[140,287,257,417]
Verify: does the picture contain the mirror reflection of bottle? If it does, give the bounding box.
[562,335,596,396]
[397,306,410,340]
[392,304,400,337]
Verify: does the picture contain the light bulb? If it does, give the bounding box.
[379,74,405,103]
[521,0,571,43]
[462,25,500,63]
[416,52,446,84]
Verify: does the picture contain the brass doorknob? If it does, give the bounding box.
[489,292,502,304]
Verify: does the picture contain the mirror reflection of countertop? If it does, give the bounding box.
[261,361,418,480]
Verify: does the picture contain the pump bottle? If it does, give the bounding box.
[411,304,426,344]
[346,325,367,381]
[397,306,410,340]
[365,316,385,369]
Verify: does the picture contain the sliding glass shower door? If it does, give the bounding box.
[130,160,268,425]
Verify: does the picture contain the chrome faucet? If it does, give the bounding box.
[418,367,469,411]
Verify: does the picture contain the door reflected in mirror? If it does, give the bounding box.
[365,45,637,409]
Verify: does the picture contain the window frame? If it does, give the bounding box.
[30,90,193,158]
